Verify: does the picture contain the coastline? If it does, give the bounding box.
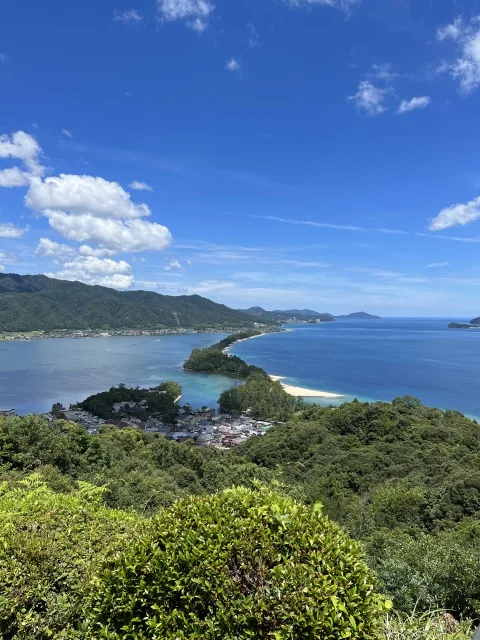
[0,326,256,343]
[269,375,344,399]
[223,330,345,400]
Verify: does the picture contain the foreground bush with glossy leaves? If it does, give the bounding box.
[86,485,389,639]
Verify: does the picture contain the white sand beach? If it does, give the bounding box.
[269,375,344,399]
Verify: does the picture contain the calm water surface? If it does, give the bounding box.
[231,318,480,419]
[3,319,480,418]
[0,333,238,414]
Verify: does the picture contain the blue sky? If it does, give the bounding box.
[2,0,480,315]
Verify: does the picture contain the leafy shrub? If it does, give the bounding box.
[0,474,141,640]
[87,485,389,639]
[367,521,480,618]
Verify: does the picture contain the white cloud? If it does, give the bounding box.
[426,262,449,268]
[225,58,241,72]
[26,174,150,219]
[44,212,172,253]
[165,258,182,270]
[437,15,480,93]
[284,0,360,13]
[36,238,76,260]
[157,0,214,32]
[430,195,480,230]
[0,130,45,187]
[437,17,464,42]
[46,256,133,290]
[0,223,28,238]
[26,173,172,254]
[0,166,31,188]
[396,96,430,114]
[61,129,73,139]
[348,81,390,115]
[114,9,143,23]
[129,180,153,191]
[78,244,117,257]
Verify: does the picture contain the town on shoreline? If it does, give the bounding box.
[0,325,268,342]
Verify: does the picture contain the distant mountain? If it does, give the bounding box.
[0,273,255,332]
[470,316,480,325]
[335,312,381,320]
[241,306,335,323]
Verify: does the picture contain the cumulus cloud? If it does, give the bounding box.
[157,0,214,32]
[46,256,134,290]
[0,222,28,238]
[36,238,76,260]
[0,130,45,187]
[44,212,172,253]
[225,58,241,72]
[0,166,31,188]
[348,81,390,115]
[114,9,143,23]
[26,174,150,219]
[129,180,153,191]
[165,258,182,270]
[61,129,73,138]
[437,15,480,93]
[25,173,172,254]
[429,195,480,231]
[396,96,431,114]
[78,244,117,257]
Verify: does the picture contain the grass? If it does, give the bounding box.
[383,611,474,640]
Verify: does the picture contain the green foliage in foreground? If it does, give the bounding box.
[86,486,389,640]
[0,475,140,640]
[2,396,480,630]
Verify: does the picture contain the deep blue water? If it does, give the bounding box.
[230,318,480,419]
[0,333,239,415]
[2,319,480,418]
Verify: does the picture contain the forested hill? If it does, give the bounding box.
[0,273,255,331]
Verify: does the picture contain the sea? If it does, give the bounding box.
[1,318,480,418]
[230,318,480,420]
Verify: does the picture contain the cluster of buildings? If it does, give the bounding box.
[43,404,274,447]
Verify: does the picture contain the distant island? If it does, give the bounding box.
[448,319,480,330]
[0,273,257,333]
[240,306,335,323]
[240,306,380,323]
[335,312,381,320]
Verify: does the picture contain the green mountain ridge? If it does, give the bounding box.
[240,306,335,323]
[0,273,255,332]
[241,307,381,322]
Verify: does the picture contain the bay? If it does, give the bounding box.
[230,318,480,419]
[0,333,239,415]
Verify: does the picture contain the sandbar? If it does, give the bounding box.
[269,375,344,399]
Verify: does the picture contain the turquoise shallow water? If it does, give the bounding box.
[230,318,480,419]
[2,319,480,418]
[0,333,240,415]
